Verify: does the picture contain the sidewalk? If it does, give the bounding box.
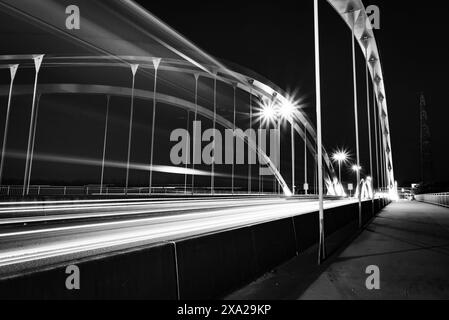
[227,200,449,299]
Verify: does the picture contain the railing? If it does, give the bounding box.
[415,192,449,208]
[0,185,249,197]
[0,185,182,197]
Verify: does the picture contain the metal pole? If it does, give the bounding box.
[291,118,295,195]
[314,154,317,195]
[378,102,385,191]
[26,94,41,194]
[125,64,138,196]
[232,83,236,195]
[184,110,190,194]
[248,81,253,194]
[0,64,18,186]
[259,119,262,194]
[373,83,380,191]
[274,117,281,194]
[304,123,308,195]
[338,161,342,183]
[23,55,44,196]
[314,0,325,263]
[191,73,199,195]
[100,95,110,195]
[365,45,374,201]
[351,11,362,228]
[149,58,161,195]
[211,71,217,195]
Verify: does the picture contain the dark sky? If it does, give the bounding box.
[1,0,447,189]
[143,0,449,186]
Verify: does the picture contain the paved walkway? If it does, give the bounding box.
[227,200,449,299]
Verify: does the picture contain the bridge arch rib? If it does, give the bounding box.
[326,0,396,193]
[0,54,339,195]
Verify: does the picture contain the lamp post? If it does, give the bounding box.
[279,101,297,195]
[352,164,362,198]
[332,149,349,183]
[304,123,308,195]
[257,98,277,194]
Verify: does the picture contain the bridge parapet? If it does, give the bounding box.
[415,193,449,208]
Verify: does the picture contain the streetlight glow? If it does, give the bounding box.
[257,99,276,126]
[332,150,349,163]
[352,164,362,172]
[332,148,350,183]
[279,101,295,120]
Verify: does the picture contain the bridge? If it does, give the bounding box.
[0,0,444,300]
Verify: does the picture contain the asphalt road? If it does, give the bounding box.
[0,196,356,279]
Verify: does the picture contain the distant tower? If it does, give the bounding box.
[419,92,433,183]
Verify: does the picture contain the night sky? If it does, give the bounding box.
[0,0,448,189]
[144,0,449,186]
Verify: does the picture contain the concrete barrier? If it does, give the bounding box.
[0,199,390,299]
[0,243,178,300]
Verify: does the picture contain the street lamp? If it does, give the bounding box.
[279,99,298,195]
[258,101,276,125]
[352,164,362,186]
[256,98,277,194]
[332,149,349,182]
[351,164,362,198]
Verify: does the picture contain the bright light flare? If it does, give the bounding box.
[256,99,277,126]
[332,149,350,163]
[351,164,362,172]
[279,101,295,119]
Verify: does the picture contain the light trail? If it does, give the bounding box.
[0,198,359,276]
[5,150,219,177]
[0,197,291,223]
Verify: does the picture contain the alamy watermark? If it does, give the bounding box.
[366,5,381,30]
[65,264,80,290]
[170,121,279,176]
[365,265,380,290]
[65,5,80,30]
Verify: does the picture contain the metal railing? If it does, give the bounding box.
[0,185,250,197]
[0,185,181,197]
[415,192,449,208]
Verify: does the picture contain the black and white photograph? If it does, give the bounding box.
[0,0,448,308]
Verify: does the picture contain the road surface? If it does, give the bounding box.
[0,196,356,279]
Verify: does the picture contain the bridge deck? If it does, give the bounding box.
[227,200,449,299]
[0,197,357,279]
